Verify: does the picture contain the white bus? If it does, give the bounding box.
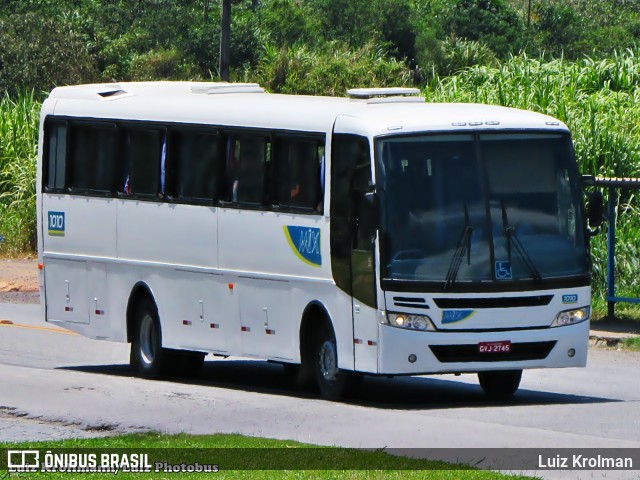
[37,82,598,400]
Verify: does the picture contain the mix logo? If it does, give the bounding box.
[47,211,65,236]
[284,226,321,267]
[562,294,578,304]
[442,309,476,324]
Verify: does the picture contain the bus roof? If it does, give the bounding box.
[45,82,569,136]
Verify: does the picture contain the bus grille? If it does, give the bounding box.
[429,341,556,363]
[433,295,553,309]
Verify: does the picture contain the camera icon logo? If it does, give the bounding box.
[7,450,40,472]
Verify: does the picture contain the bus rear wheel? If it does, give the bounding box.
[130,297,170,378]
[478,370,522,400]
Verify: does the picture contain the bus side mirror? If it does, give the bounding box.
[586,190,603,234]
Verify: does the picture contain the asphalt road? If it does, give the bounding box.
[1,302,640,479]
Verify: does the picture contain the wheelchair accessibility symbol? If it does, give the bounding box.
[495,261,512,280]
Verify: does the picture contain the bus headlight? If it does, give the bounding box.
[385,313,436,331]
[551,306,590,327]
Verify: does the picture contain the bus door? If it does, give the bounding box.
[331,124,378,373]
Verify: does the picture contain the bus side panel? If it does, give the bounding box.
[42,195,117,259]
[153,269,232,354]
[217,209,329,280]
[87,261,110,338]
[238,277,293,361]
[42,195,117,328]
[43,258,89,324]
[116,201,217,268]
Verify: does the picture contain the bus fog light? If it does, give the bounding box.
[551,306,590,327]
[386,313,436,331]
[568,348,576,358]
[408,354,417,363]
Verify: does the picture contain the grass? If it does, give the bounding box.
[622,337,640,351]
[1,433,535,479]
[592,301,640,321]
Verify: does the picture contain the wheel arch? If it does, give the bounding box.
[126,282,156,343]
[299,301,335,364]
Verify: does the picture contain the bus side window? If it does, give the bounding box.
[274,137,323,213]
[330,135,370,255]
[121,127,164,198]
[44,121,67,192]
[227,136,269,206]
[167,129,221,203]
[330,134,370,220]
[68,122,117,195]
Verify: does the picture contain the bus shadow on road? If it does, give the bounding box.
[61,359,620,410]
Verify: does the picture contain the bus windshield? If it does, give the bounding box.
[377,132,588,289]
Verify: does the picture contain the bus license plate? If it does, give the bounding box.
[478,341,511,354]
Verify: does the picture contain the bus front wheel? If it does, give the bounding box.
[478,370,522,400]
[130,297,170,378]
[314,325,360,400]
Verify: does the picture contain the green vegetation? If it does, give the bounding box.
[2,432,534,479]
[0,91,39,254]
[0,0,639,93]
[252,41,411,95]
[592,303,640,322]
[622,337,640,351]
[1,1,640,312]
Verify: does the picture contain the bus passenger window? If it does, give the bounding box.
[122,127,163,197]
[227,136,268,205]
[274,138,323,213]
[44,122,67,191]
[69,123,117,194]
[167,129,221,203]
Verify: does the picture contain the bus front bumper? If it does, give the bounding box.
[377,320,589,375]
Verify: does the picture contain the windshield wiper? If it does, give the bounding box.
[501,202,542,283]
[444,203,473,290]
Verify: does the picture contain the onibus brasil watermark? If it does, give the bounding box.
[5,447,639,472]
[7,450,219,474]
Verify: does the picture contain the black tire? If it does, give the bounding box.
[478,370,522,400]
[130,296,170,378]
[314,324,360,400]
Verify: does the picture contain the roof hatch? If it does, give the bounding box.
[347,87,424,103]
[97,88,128,99]
[190,83,265,95]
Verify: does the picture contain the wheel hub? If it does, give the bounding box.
[319,340,338,381]
[139,314,156,365]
